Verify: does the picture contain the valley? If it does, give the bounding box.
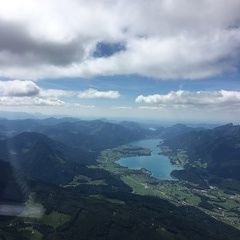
[96,139,240,230]
[0,118,240,239]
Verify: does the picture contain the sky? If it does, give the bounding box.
[0,0,240,123]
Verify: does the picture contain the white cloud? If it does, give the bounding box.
[69,103,95,109]
[78,88,120,99]
[39,89,75,98]
[138,106,161,110]
[0,0,239,79]
[111,106,132,110]
[0,80,66,106]
[0,80,120,106]
[0,96,64,106]
[134,90,240,122]
[0,80,40,96]
[136,90,240,108]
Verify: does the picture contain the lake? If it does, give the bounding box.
[117,139,182,180]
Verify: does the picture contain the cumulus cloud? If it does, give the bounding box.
[0,80,120,106]
[136,90,240,108]
[0,80,40,96]
[0,0,239,79]
[0,80,64,106]
[0,19,86,68]
[76,31,240,79]
[78,88,120,99]
[0,96,64,106]
[39,89,75,98]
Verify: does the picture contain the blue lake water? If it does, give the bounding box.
[117,139,182,180]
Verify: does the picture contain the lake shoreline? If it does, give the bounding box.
[116,139,182,181]
[96,139,240,230]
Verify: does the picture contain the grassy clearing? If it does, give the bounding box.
[18,227,43,240]
[64,174,107,188]
[121,174,201,205]
[40,211,71,229]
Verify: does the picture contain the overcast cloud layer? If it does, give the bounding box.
[0,0,240,79]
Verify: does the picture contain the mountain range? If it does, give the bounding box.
[0,118,240,239]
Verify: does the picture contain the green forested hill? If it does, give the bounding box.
[1,179,240,240]
[164,123,240,180]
